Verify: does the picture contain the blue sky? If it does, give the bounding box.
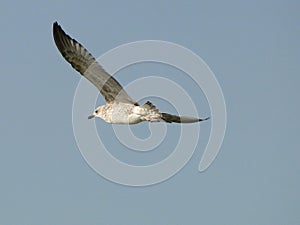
[0,0,299,224]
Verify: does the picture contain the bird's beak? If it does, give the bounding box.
[88,114,95,119]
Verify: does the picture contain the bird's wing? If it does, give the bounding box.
[53,22,138,105]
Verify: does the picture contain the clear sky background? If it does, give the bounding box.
[0,0,299,224]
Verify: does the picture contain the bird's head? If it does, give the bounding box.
[88,106,104,119]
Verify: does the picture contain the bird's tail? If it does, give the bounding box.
[141,101,210,123]
[161,113,210,123]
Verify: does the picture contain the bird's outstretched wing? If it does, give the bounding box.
[53,22,138,105]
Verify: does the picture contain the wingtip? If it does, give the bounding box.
[53,21,67,37]
[53,21,62,49]
[52,21,69,52]
[52,21,61,33]
[199,116,210,122]
[53,21,59,30]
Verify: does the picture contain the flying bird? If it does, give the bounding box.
[53,22,209,124]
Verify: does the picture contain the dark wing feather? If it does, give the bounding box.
[53,22,137,105]
[161,113,210,123]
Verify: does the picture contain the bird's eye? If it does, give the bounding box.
[95,110,98,114]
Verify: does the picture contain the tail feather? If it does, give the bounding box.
[141,101,210,124]
[161,113,210,123]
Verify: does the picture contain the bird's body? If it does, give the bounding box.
[53,22,209,124]
[94,102,163,124]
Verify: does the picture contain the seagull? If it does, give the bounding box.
[53,22,209,124]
